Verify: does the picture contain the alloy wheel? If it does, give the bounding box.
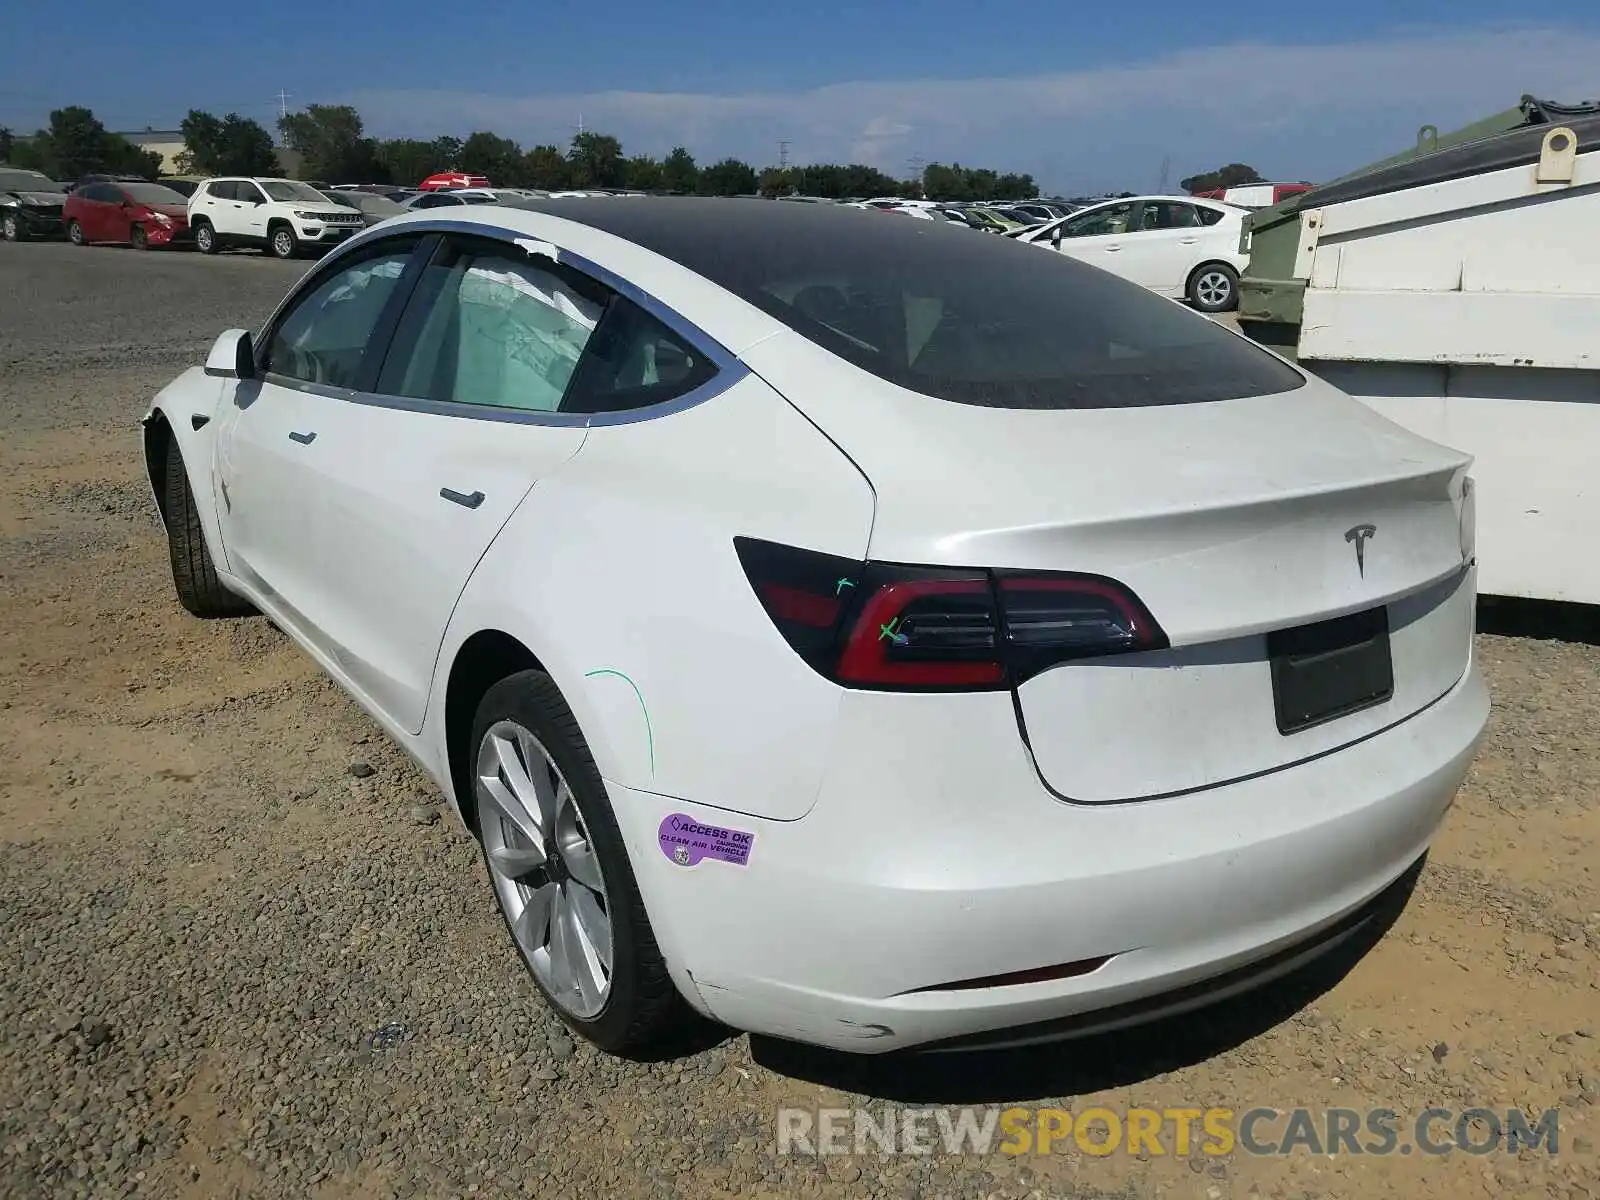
[1195,269,1234,310]
[2,214,15,240]
[273,230,294,258]
[195,225,212,252]
[475,720,614,1020]
[68,221,83,245]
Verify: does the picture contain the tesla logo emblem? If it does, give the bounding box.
[1345,524,1377,577]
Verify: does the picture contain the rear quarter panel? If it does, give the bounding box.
[428,372,876,822]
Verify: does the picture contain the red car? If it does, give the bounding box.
[63,180,192,249]
[418,171,491,192]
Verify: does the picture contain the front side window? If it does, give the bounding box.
[377,240,605,412]
[262,244,417,387]
[1063,202,1133,237]
[237,182,268,204]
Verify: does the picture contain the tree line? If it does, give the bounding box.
[2,103,1041,201]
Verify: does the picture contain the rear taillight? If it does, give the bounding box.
[734,537,1167,691]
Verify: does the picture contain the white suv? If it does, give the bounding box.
[188,177,365,259]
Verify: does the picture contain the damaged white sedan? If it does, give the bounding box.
[142,199,1488,1056]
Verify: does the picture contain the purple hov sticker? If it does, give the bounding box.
[658,813,754,868]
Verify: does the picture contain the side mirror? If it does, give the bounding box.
[204,329,257,380]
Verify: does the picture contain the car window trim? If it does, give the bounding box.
[253,232,439,387]
[274,217,747,428]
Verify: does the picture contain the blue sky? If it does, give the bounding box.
[4,2,1597,192]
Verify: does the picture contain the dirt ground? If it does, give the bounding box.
[1,241,1597,1200]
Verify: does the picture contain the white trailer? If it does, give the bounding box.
[1239,108,1600,605]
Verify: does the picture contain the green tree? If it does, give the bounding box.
[277,104,379,182]
[696,157,757,196]
[921,162,966,201]
[459,131,524,185]
[660,146,698,194]
[992,172,1038,201]
[568,131,625,188]
[524,144,569,189]
[177,110,279,176]
[430,136,464,170]
[377,138,443,187]
[757,165,793,197]
[12,108,161,179]
[1179,162,1263,193]
[0,128,13,163]
[623,154,663,192]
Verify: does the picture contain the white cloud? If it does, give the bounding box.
[338,26,1600,192]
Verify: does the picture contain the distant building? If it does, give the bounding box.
[116,127,186,173]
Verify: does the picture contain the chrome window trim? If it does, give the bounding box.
[257,216,746,428]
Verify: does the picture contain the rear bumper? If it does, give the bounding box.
[610,657,1487,1054]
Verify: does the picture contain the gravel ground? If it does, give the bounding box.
[1,241,1597,1200]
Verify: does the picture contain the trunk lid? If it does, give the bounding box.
[742,333,1475,802]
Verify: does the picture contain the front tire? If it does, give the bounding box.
[162,436,254,618]
[470,671,686,1056]
[5,212,28,241]
[269,224,298,260]
[1187,262,1239,313]
[131,224,149,250]
[67,220,85,246]
[193,220,217,255]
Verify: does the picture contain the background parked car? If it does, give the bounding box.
[319,189,409,226]
[157,177,203,198]
[64,180,192,249]
[1017,194,1251,312]
[188,177,366,258]
[1191,182,1312,209]
[402,190,499,210]
[419,171,491,191]
[0,167,69,241]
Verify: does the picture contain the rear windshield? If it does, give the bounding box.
[743,223,1305,408]
[516,200,1304,409]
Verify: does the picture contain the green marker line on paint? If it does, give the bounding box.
[584,669,655,777]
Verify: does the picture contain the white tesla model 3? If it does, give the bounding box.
[141,199,1488,1057]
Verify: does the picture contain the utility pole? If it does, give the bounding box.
[1157,153,1171,194]
[577,112,584,136]
[778,140,790,170]
[906,156,925,198]
[276,90,291,122]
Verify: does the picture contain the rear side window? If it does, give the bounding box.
[563,298,716,414]
[1196,206,1225,226]
[594,204,1304,409]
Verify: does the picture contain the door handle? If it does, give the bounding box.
[440,488,485,509]
[1103,245,1122,252]
[288,430,316,444]
[1179,237,1199,245]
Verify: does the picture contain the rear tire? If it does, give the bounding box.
[470,670,688,1057]
[193,220,218,254]
[131,224,149,250]
[67,220,85,246]
[269,224,298,260]
[1187,262,1239,313]
[162,435,255,619]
